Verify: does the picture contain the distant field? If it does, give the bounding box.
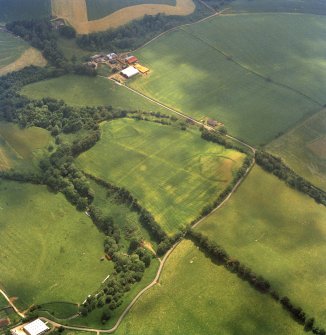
[198,166,326,325]
[0,180,113,309]
[21,75,171,115]
[0,0,51,22]
[52,0,195,34]
[228,0,326,15]
[86,0,176,20]
[185,14,326,104]
[115,240,304,335]
[0,121,52,172]
[0,31,46,76]
[77,119,244,234]
[267,108,326,191]
[131,13,325,145]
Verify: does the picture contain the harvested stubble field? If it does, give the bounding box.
[131,13,325,145]
[0,180,113,309]
[0,121,52,172]
[114,240,304,335]
[76,118,244,234]
[51,0,195,34]
[267,108,326,191]
[197,166,326,325]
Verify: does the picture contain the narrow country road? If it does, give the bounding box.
[0,289,25,318]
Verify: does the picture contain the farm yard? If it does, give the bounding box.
[51,0,195,34]
[131,13,326,145]
[267,108,326,191]
[0,180,113,310]
[76,119,244,234]
[0,122,53,172]
[115,240,304,335]
[197,166,326,325]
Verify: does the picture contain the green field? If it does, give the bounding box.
[77,119,244,233]
[185,14,326,104]
[0,0,51,23]
[0,180,113,309]
[198,166,326,324]
[86,0,176,20]
[267,108,326,191]
[228,0,326,15]
[115,240,304,335]
[0,31,28,69]
[131,13,324,144]
[0,121,52,172]
[57,38,92,62]
[21,75,170,115]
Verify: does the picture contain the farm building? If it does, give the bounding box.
[107,53,117,60]
[121,66,139,79]
[134,63,150,74]
[125,55,138,64]
[23,319,49,335]
[207,119,218,127]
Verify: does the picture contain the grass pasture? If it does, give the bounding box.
[267,108,326,191]
[131,13,325,144]
[0,121,52,172]
[115,240,304,335]
[197,166,326,325]
[21,75,171,115]
[86,0,176,20]
[77,118,244,234]
[0,180,113,309]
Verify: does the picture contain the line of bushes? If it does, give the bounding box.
[256,151,326,206]
[200,128,252,155]
[187,229,325,334]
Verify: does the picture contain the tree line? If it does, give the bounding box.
[256,151,326,206]
[187,229,325,334]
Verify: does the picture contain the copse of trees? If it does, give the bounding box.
[256,151,326,205]
[58,25,76,39]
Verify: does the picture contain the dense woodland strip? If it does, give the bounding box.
[187,229,326,335]
[256,151,326,205]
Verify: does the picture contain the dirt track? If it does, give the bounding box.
[51,0,195,34]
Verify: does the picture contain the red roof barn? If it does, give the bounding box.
[125,55,138,64]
